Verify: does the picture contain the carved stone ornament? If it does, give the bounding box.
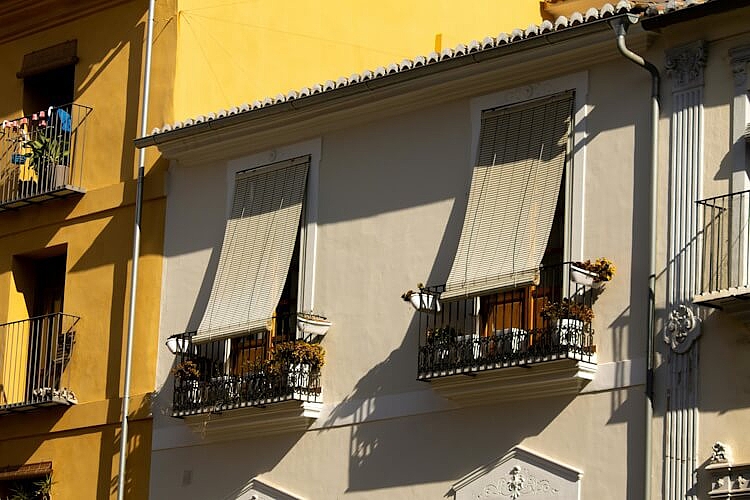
[729,45,750,89]
[666,41,707,91]
[452,447,581,500]
[476,466,560,499]
[711,442,732,464]
[665,304,701,353]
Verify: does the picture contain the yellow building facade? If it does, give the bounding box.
[0,1,175,498]
[0,1,543,497]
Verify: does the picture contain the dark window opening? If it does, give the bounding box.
[23,64,75,115]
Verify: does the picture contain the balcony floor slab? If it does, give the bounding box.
[423,355,597,406]
[178,395,323,441]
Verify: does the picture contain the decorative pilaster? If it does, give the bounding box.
[663,40,706,500]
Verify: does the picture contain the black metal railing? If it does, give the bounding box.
[0,103,92,209]
[416,262,595,379]
[0,313,79,410]
[697,190,750,295]
[171,313,321,416]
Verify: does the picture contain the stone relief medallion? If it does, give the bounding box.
[665,304,701,353]
[476,466,560,498]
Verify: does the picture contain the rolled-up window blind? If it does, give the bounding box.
[193,156,309,343]
[442,92,573,299]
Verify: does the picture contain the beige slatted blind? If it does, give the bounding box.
[442,92,573,300]
[193,156,310,343]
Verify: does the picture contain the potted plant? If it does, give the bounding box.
[172,360,200,380]
[571,258,616,287]
[426,325,458,361]
[267,340,325,389]
[296,311,332,337]
[541,299,594,347]
[8,474,53,500]
[23,133,70,189]
[172,360,201,403]
[402,283,440,312]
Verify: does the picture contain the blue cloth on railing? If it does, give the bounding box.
[56,108,72,132]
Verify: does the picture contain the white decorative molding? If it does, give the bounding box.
[238,478,303,500]
[477,466,560,498]
[453,447,581,500]
[705,443,750,500]
[664,39,705,500]
[665,304,701,353]
[665,41,707,91]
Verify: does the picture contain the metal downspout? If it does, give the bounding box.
[117,0,155,498]
[611,15,660,500]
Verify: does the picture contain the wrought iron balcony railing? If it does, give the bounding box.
[171,313,322,417]
[0,313,79,414]
[0,103,92,211]
[416,262,596,379]
[696,190,750,300]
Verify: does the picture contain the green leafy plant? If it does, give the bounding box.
[23,134,69,174]
[575,257,616,283]
[266,340,325,374]
[541,299,594,323]
[171,360,200,381]
[6,474,52,500]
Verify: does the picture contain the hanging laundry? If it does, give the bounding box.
[56,108,72,133]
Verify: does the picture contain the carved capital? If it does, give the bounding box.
[666,41,707,92]
[665,304,701,352]
[730,45,750,89]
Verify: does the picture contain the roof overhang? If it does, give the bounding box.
[136,14,647,162]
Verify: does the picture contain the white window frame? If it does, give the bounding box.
[225,138,322,326]
[469,72,588,263]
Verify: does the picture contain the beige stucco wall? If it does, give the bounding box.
[151,47,653,497]
[151,7,750,500]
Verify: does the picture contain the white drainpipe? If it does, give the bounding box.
[117,0,155,498]
[611,14,660,500]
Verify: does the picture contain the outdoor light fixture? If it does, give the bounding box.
[165,334,188,354]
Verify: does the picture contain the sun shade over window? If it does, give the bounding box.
[442,92,574,300]
[17,40,78,79]
[192,156,310,344]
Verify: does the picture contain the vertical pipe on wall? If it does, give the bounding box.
[611,16,660,500]
[117,1,155,499]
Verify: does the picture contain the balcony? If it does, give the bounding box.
[415,263,597,405]
[0,103,92,212]
[0,313,79,415]
[170,314,323,438]
[695,191,750,319]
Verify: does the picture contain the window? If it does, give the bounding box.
[443,92,573,300]
[417,88,594,378]
[193,156,310,344]
[18,40,77,114]
[0,462,53,500]
[1,248,77,410]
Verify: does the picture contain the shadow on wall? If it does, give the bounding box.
[0,391,152,499]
